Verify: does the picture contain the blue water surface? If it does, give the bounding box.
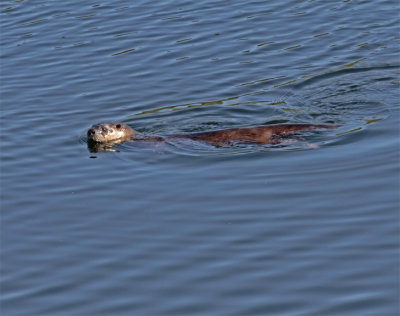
[1,1,399,315]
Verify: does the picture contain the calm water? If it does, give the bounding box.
[1,1,399,315]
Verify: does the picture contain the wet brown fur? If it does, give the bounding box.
[174,124,336,146]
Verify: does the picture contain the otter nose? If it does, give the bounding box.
[88,128,95,136]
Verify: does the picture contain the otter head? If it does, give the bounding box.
[87,122,136,143]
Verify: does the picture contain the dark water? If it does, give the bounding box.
[1,1,399,315]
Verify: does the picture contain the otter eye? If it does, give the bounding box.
[116,124,121,129]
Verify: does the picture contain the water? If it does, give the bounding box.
[1,1,399,315]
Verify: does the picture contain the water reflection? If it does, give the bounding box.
[87,139,122,153]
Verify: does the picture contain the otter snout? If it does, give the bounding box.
[87,128,96,137]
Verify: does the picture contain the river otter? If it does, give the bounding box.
[87,122,336,150]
